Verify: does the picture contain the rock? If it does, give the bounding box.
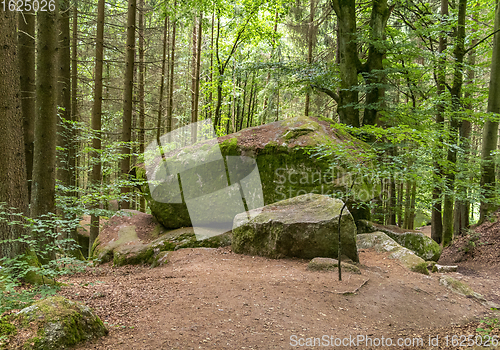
[77,215,109,258]
[357,231,429,275]
[432,264,458,273]
[357,220,442,261]
[5,296,107,349]
[92,210,231,266]
[307,257,361,274]
[232,194,359,262]
[439,276,485,302]
[135,116,375,232]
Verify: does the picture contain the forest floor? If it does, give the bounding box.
[50,239,500,350]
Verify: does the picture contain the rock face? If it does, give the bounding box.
[135,116,374,231]
[357,231,429,275]
[231,194,359,262]
[92,210,230,266]
[307,257,361,274]
[357,220,442,261]
[5,296,107,349]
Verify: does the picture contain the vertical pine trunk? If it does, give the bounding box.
[71,0,78,199]
[431,0,448,244]
[89,0,105,255]
[18,10,36,202]
[138,0,146,212]
[157,16,168,144]
[0,9,30,259]
[32,2,59,263]
[443,0,467,247]
[305,1,315,117]
[120,0,137,209]
[167,12,177,134]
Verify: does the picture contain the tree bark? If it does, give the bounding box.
[32,2,59,263]
[167,11,177,134]
[431,0,448,244]
[443,0,467,247]
[480,0,500,222]
[18,11,35,202]
[120,0,137,209]
[157,16,168,144]
[0,9,30,259]
[138,0,146,212]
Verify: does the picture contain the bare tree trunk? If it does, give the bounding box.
[89,0,105,256]
[167,9,177,134]
[0,9,30,259]
[443,0,466,247]
[32,2,59,263]
[18,11,35,202]
[138,0,146,212]
[305,0,315,117]
[157,16,168,144]
[480,0,500,222]
[120,0,137,209]
[431,0,448,244]
[191,13,203,142]
[71,0,78,200]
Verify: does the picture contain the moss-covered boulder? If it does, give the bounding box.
[357,231,429,275]
[136,116,375,231]
[232,194,359,262]
[439,276,485,302]
[4,296,107,349]
[357,220,442,261]
[92,210,231,266]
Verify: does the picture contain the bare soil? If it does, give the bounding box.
[50,247,499,350]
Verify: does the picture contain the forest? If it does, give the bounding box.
[1,0,500,347]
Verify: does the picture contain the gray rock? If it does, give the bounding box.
[432,264,458,273]
[10,296,107,349]
[135,116,376,230]
[357,220,442,261]
[357,231,429,275]
[232,194,359,262]
[307,257,361,274]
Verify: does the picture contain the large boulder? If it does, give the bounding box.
[92,210,230,266]
[357,220,442,261]
[135,116,375,232]
[357,231,429,274]
[3,296,107,349]
[231,194,359,262]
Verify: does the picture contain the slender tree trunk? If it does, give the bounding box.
[120,0,137,209]
[167,10,177,134]
[89,0,105,255]
[138,0,146,212]
[209,10,215,121]
[480,0,500,222]
[431,0,448,244]
[191,13,203,142]
[305,0,315,117]
[71,0,78,199]
[157,16,168,144]
[0,9,30,259]
[32,2,59,263]
[443,0,467,247]
[18,11,35,202]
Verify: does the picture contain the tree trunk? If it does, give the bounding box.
[331,0,360,127]
[431,0,448,244]
[120,0,137,209]
[0,9,30,259]
[191,13,203,142]
[18,10,35,202]
[32,2,59,264]
[167,11,177,134]
[89,0,105,255]
[71,0,78,200]
[443,0,466,247]
[138,0,146,212]
[480,0,500,222]
[157,16,168,144]
[304,0,315,117]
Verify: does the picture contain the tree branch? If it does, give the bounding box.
[312,84,340,103]
[464,28,500,54]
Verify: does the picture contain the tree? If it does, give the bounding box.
[480,0,500,222]
[120,0,137,209]
[18,11,36,202]
[0,9,30,259]
[90,0,105,254]
[31,2,59,263]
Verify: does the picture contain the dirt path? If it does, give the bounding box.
[55,247,498,350]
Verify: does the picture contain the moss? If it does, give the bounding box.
[411,262,430,275]
[219,137,239,155]
[0,317,16,337]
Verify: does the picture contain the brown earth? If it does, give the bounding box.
[45,246,500,350]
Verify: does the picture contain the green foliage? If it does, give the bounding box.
[476,309,500,337]
[0,204,88,315]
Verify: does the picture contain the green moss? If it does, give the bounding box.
[219,137,239,155]
[410,262,430,275]
[0,317,16,337]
